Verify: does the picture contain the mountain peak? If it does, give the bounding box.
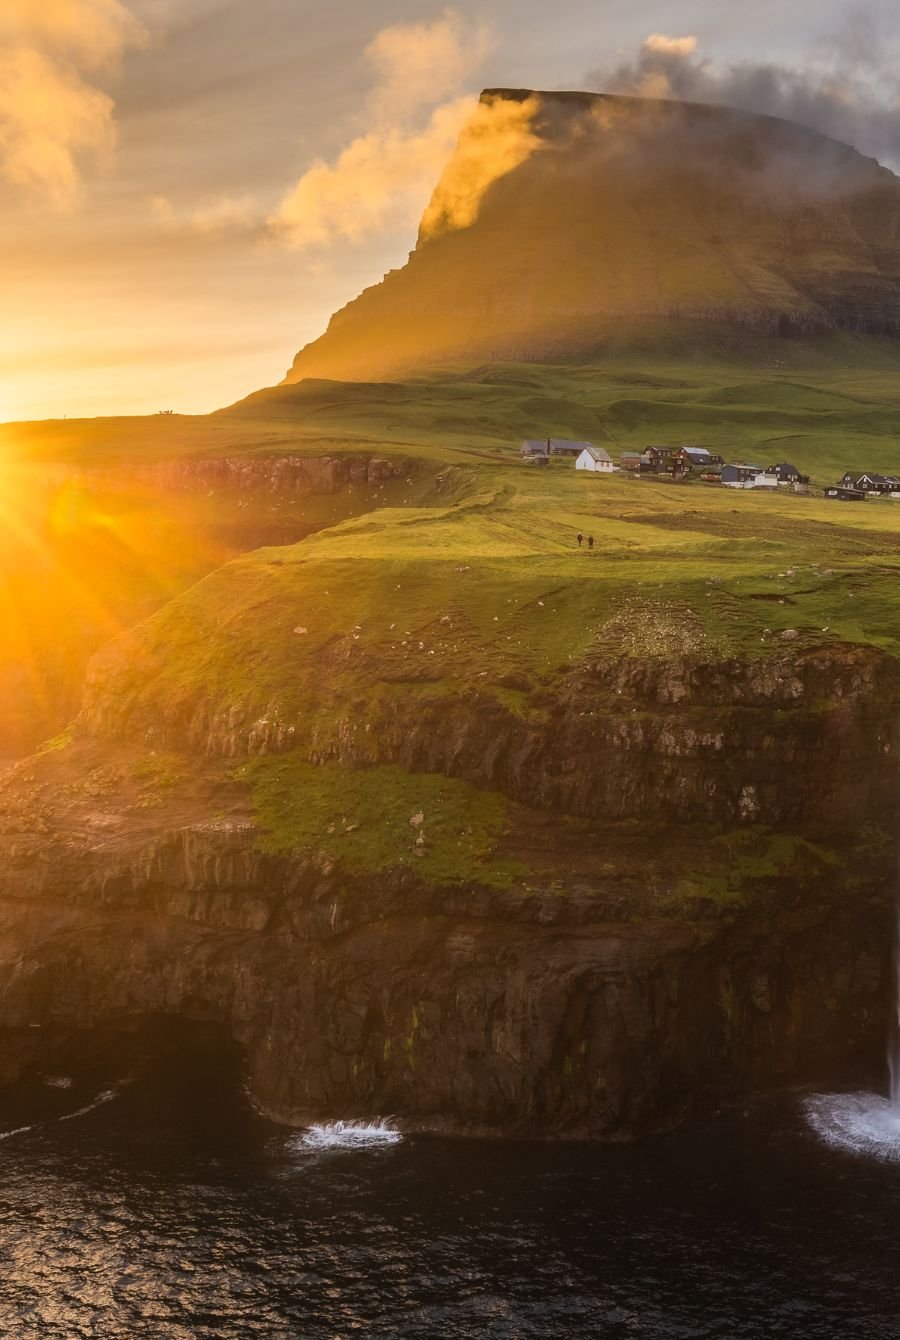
[284,89,900,384]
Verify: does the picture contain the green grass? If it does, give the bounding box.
[233,756,522,887]
[86,460,900,750]
[7,333,900,487]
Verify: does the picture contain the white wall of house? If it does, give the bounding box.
[575,449,613,473]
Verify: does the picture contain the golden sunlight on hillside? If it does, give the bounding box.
[0,459,226,752]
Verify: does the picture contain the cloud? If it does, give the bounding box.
[270,9,538,249]
[420,93,542,240]
[587,25,900,169]
[0,0,145,207]
[643,34,698,58]
[149,191,262,238]
[365,10,492,123]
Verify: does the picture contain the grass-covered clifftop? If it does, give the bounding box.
[4,344,900,893]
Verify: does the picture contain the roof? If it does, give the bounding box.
[522,438,595,453]
[681,447,711,460]
[770,461,799,472]
[579,445,611,463]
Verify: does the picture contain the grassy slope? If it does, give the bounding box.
[6,331,900,485]
[10,340,900,898]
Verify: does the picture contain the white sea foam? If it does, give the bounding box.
[43,1076,73,1090]
[805,1092,900,1161]
[295,1119,402,1151]
[58,1088,119,1123]
[0,1125,34,1142]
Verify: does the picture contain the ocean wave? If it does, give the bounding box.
[58,1088,119,1123]
[294,1119,402,1151]
[804,1091,900,1161]
[0,1124,34,1142]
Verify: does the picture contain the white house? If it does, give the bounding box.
[575,445,613,474]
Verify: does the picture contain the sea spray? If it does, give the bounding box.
[294,1119,402,1151]
[805,893,900,1159]
[0,1087,121,1144]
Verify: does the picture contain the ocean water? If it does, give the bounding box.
[0,1043,897,1338]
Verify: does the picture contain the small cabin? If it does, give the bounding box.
[575,445,613,474]
[619,451,644,472]
[826,486,866,502]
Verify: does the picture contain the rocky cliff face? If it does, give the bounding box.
[0,639,894,1138]
[285,91,900,382]
[81,643,900,831]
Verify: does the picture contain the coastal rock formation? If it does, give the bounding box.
[0,639,894,1138]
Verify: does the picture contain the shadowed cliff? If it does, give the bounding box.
[285,90,900,382]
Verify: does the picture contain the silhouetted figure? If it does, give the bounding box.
[588,535,595,551]
[577,532,583,547]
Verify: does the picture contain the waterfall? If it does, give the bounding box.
[891,904,900,1107]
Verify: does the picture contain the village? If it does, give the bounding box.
[520,438,900,501]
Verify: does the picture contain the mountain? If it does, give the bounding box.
[285,90,900,382]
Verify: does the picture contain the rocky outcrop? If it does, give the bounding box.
[81,644,900,830]
[128,454,408,496]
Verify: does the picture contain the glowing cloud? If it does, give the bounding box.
[0,0,144,207]
[270,9,536,249]
[420,93,542,240]
[643,34,698,58]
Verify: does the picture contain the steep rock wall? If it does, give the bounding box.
[0,818,889,1138]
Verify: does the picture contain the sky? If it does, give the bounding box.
[0,0,896,422]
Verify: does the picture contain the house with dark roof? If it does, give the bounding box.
[721,464,764,489]
[767,461,808,484]
[826,486,867,502]
[839,471,900,494]
[521,438,595,460]
[674,447,725,471]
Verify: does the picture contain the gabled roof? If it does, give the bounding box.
[680,447,711,460]
[579,444,611,462]
[522,439,550,453]
[769,461,799,472]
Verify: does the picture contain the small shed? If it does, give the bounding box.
[825,486,866,502]
[575,445,613,474]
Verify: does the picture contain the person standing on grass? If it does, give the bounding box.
[577,531,583,548]
[588,535,595,552]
